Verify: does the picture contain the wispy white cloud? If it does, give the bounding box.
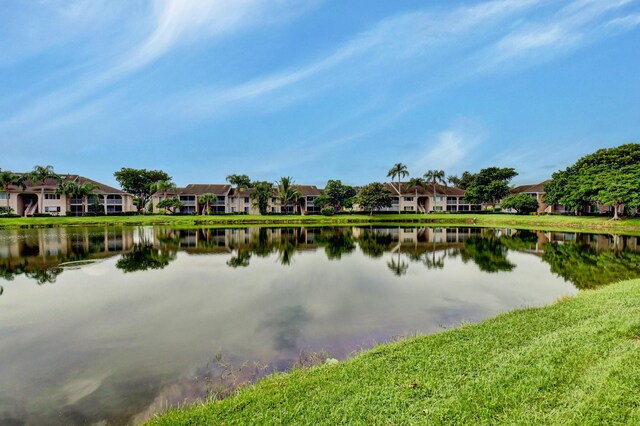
[0,0,315,135]
[470,0,635,73]
[411,120,487,174]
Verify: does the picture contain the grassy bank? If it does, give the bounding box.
[1,213,640,234]
[147,279,640,425]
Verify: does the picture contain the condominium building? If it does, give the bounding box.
[151,184,324,215]
[1,174,134,216]
[380,182,481,213]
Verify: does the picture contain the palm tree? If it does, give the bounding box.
[226,174,251,214]
[57,180,98,215]
[150,180,176,210]
[387,163,409,214]
[0,170,25,212]
[198,193,217,215]
[29,165,60,214]
[424,170,447,212]
[407,177,427,214]
[276,176,302,214]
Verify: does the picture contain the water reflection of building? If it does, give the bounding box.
[3,226,640,286]
[0,228,135,282]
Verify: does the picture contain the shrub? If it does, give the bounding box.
[0,206,14,216]
[321,206,336,216]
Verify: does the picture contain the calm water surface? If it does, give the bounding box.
[1,225,639,425]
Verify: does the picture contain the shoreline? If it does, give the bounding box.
[1,213,640,235]
[146,278,640,425]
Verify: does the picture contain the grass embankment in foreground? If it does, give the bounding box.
[2,213,640,234]
[147,279,640,425]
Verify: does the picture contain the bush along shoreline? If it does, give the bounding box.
[146,278,640,425]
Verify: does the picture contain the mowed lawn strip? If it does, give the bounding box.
[2,214,640,235]
[146,279,640,425]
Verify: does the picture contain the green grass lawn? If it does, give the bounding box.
[2,213,640,234]
[146,279,640,425]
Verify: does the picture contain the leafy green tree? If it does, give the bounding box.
[387,163,408,214]
[464,167,518,209]
[313,195,330,209]
[250,181,273,215]
[501,193,539,214]
[357,183,392,215]
[545,144,640,216]
[29,165,60,213]
[226,174,252,213]
[0,169,25,211]
[324,180,357,211]
[447,171,475,189]
[114,168,171,213]
[424,170,446,211]
[156,197,184,214]
[593,165,640,220]
[276,176,301,214]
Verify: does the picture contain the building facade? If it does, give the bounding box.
[1,174,134,216]
[377,182,481,213]
[152,184,324,215]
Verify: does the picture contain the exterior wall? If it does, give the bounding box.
[3,190,134,216]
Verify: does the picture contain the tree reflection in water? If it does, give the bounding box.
[0,226,639,289]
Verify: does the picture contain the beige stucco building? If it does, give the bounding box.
[1,174,134,216]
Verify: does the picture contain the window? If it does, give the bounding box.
[244,197,250,203]
[271,197,277,203]
[404,206,414,211]
[44,206,61,213]
[433,196,444,202]
[271,207,276,212]
[44,194,61,200]
[433,206,443,211]
[244,207,249,213]
[404,197,414,201]
[0,193,8,200]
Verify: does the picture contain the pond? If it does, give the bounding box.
[1,225,639,425]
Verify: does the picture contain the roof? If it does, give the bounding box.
[295,185,323,197]
[384,182,466,197]
[182,184,231,196]
[6,174,128,194]
[511,180,550,194]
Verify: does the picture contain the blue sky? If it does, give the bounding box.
[1,0,639,188]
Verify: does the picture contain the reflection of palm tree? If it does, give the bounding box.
[387,253,409,276]
[423,251,445,269]
[227,250,251,268]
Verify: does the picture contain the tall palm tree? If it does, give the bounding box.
[198,193,217,215]
[29,165,60,214]
[0,170,25,212]
[57,181,98,215]
[424,170,447,212]
[387,163,409,214]
[407,177,427,214]
[226,174,251,214]
[276,176,302,214]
